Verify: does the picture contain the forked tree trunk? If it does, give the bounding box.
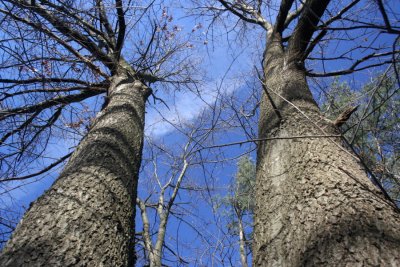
[253,36,400,266]
[0,73,150,266]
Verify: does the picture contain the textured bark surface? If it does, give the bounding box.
[0,74,149,266]
[253,39,400,266]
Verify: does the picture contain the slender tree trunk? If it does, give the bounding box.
[237,212,248,267]
[0,73,150,266]
[253,35,400,266]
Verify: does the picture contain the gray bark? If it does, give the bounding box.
[237,212,248,267]
[137,158,189,267]
[253,35,400,266]
[0,73,150,266]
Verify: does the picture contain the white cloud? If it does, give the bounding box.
[145,78,241,137]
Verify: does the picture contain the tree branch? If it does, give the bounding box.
[287,0,331,62]
[1,153,72,182]
[274,0,294,34]
[217,0,272,31]
[115,0,126,57]
[14,1,115,71]
[0,90,101,120]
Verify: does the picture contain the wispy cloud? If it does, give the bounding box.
[145,78,241,137]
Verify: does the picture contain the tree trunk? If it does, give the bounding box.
[0,73,150,266]
[237,213,248,267]
[253,37,400,266]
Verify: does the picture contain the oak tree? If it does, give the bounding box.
[195,0,400,265]
[0,1,194,265]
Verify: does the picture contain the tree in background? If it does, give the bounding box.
[134,76,258,266]
[195,0,400,265]
[136,107,222,267]
[224,156,255,267]
[0,1,195,265]
[133,69,259,266]
[321,70,400,204]
[0,0,399,266]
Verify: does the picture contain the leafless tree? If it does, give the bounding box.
[190,0,400,265]
[0,1,197,265]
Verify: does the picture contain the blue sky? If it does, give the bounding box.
[0,0,399,266]
[0,3,258,264]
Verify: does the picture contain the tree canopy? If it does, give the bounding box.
[0,0,399,266]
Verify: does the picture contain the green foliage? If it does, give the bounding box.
[321,73,400,203]
[234,156,256,213]
[214,156,256,239]
[321,78,357,120]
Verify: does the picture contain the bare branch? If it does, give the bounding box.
[1,153,72,182]
[115,0,126,56]
[0,89,102,120]
[217,0,272,31]
[288,0,331,62]
[284,2,304,29]
[274,0,294,34]
[303,0,361,60]
[307,50,399,77]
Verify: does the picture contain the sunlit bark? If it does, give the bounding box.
[0,72,150,266]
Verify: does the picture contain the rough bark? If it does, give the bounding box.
[253,35,400,266]
[0,73,150,266]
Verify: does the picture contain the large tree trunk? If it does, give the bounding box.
[253,36,400,266]
[0,73,150,266]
